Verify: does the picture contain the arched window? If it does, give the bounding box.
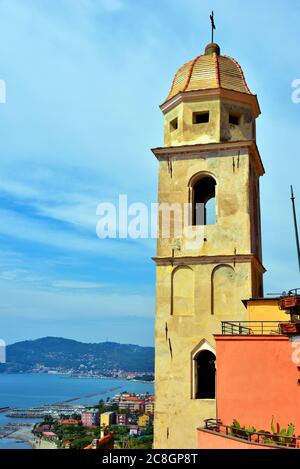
[195,350,216,399]
[192,176,216,225]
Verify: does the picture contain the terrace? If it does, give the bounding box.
[221,320,300,336]
[198,419,300,449]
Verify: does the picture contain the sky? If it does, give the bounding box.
[0,0,299,347]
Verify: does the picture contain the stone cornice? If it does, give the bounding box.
[160,88,261,118]
[151,140,265,176]
[152,254,266,273]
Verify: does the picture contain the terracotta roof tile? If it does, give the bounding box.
[165,47,252,103]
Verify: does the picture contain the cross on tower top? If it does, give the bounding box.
[210,11,216,43]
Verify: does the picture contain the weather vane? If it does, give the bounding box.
[210,10,216,43]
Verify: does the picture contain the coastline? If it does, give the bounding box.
[0,373,154,449]
[0,371,154,385]
[6,425,57,450]
[6,424,35,449]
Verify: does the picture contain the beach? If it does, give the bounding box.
[6,425,57,450]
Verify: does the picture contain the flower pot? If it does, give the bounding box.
[279,297,299,309]
[279,322,300,334]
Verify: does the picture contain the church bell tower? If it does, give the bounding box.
[152,41,265,448]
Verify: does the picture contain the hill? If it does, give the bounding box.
[0,337,154,374]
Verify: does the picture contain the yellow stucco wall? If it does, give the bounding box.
[246,299,287,322]
[100,413,114,427]
[154,262,252,448]
[164,99,255,147]
[157,148,253,258]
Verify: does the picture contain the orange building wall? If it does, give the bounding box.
[215,335,300,434]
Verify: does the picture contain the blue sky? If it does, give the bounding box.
[0,0,299,346]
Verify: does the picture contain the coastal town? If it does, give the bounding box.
[27,367,154,382]
[0,392,154,449]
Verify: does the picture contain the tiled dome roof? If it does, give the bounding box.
[165,43,252,103]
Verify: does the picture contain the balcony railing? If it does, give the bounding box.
[221,321,283,336]
[204,419,300,448]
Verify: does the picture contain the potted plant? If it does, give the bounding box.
[229,417,297,447]
[269,417,296,447]
[229,420,248,440]
[279,322,300,334]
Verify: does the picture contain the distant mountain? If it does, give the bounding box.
[0,337,154,374]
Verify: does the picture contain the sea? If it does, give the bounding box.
[0,373,154,449]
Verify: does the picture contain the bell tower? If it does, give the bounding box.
[152,42,265,448]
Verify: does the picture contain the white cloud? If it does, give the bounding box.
[0,279,154,320]
[0,271,18,281]
[35,197,99,231]
[0,207,151,261]
[0,207,97,252]
[52,280,106,289]
[0,180,40,199]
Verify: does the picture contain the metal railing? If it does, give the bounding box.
[287,288,300,296]
[204,419,300,448]
[221,321,283,336]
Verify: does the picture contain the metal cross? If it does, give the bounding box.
[210,10,216,43]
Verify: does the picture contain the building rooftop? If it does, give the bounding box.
[165,43,252,103]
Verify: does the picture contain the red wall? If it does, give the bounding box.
[215,335,300,435]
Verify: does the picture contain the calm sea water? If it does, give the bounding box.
[0,373,154,449]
